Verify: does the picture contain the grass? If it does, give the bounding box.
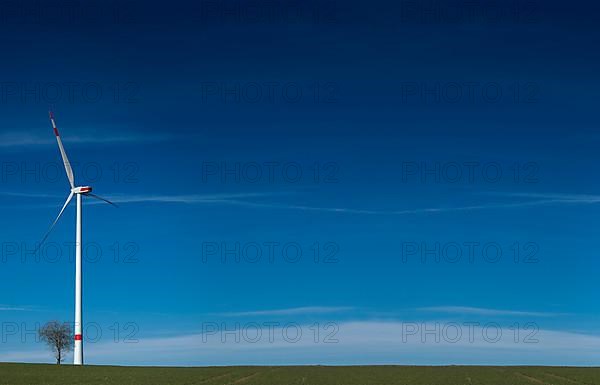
[1,363,599,385]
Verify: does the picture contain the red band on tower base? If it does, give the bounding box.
[75,334,82,341]
[53,127,59,136]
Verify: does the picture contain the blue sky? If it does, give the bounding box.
[1,0,600,365]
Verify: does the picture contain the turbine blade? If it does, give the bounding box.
[85,193,118,207]
[49,111,75,189]
[37,192,74,250]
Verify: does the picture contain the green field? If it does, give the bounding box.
[1,363,599,385]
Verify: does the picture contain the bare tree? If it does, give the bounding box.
[39,321,73,364]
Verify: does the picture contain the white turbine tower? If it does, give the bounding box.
[39,111,117,365]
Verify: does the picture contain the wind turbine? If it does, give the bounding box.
[39,111,117,365]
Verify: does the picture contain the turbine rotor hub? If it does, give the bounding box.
[72,186,93,194]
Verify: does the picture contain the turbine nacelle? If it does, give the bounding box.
[72,186,93,194]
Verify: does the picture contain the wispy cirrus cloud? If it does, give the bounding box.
[0,192,282,208]
[227,191,600,215]
[80,194,562,214]
[491,192,600,204]
[98,192,278,204]
[0,304,33,312]
[0,192,62,199]
[207,198,572,215]
[4,190,600,215]
[213,306,355,317]
[0,131,170,147]
[417,306,562,318]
